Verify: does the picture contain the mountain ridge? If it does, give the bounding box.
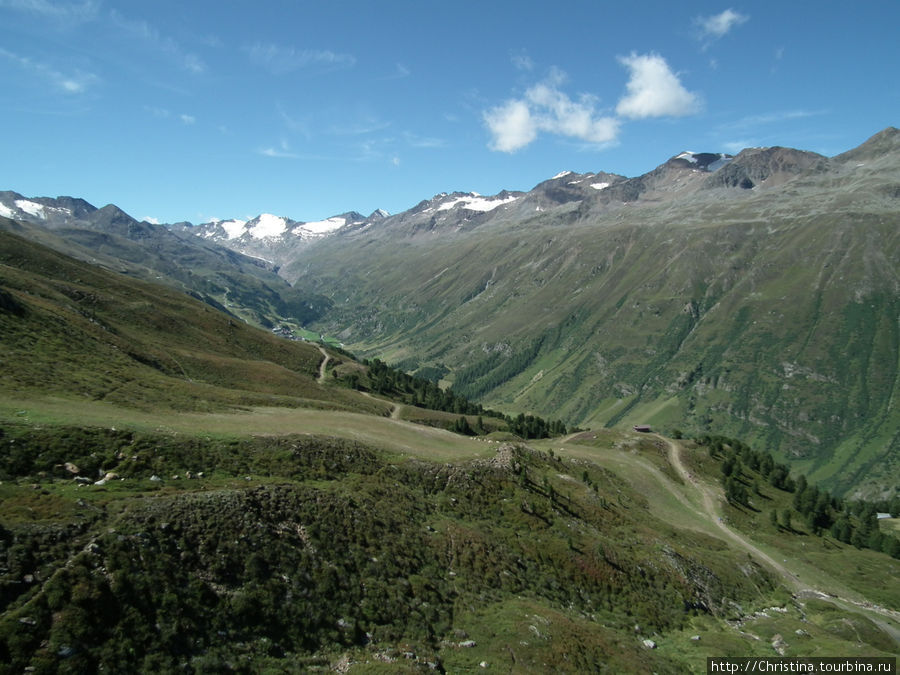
[0,193,334,329]
[280,128,900,498]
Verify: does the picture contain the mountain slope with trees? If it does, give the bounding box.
[285,128,900,498]
[1,217,898,671]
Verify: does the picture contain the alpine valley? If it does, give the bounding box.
[2,130,898,498]
[188,128,897,499]
[1,128,899,672]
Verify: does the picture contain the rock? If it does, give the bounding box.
[459,640,477,648]
[64,462,80,474]
[642,639,656,649]
[150,475,162,482]
[480,661,489,668]
[771,634,787,655]
[691,635,701,641]
[57,645,77,658]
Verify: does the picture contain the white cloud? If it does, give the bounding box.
[245,43,355,75]
[182,54,205,75]
[328,114,391,137]
[108,9,206,74]
[510,49,534,72]
[378,62,410,80]
[484,75,619,153]
[484,99,537,152]
[259,139,298,159]
[0,0,98,22]
[696,9,748,41]
[615,52,701,119]
[146,106,197,126]
[526,83,619,144]
[259,147,298,159]
[0,46,98,93]
[718,109,825,131]
[403,132,446,149]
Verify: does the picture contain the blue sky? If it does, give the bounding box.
[1,1,898,224]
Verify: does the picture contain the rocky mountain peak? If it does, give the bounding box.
[703,146,826,190]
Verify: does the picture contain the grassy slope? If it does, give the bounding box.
[288,154,900,497]
[0,415,896,673]
[0,230,376,415]
[1,226,897,672]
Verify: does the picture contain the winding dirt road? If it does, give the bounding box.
[316,345,330,383]
[657,434,900,644]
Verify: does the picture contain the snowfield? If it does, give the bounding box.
[297,216,347,235]
[15,199,46,218]
[218,219,248,239]
[435,193,519,212]
[248,214,288,239]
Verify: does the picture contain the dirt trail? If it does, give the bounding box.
[659,435,799,585]
[316,346,330,384]
[657,434,900,644]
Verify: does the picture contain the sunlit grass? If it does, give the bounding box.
[0,394,491,463]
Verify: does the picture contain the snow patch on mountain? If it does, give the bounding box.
[674,152,733,172]
[3,199,73,220]
[219,219,248,240]
[552,170,573,180]
[675,151,699,164]
[298,216,347,236]
[435,193,519,213]
[248,214,287,239]
[15,199,47,218]
[590,182,611,190]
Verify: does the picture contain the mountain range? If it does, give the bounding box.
[0,191,332,329]
[282,129,900,499]
[2,127,898,498]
